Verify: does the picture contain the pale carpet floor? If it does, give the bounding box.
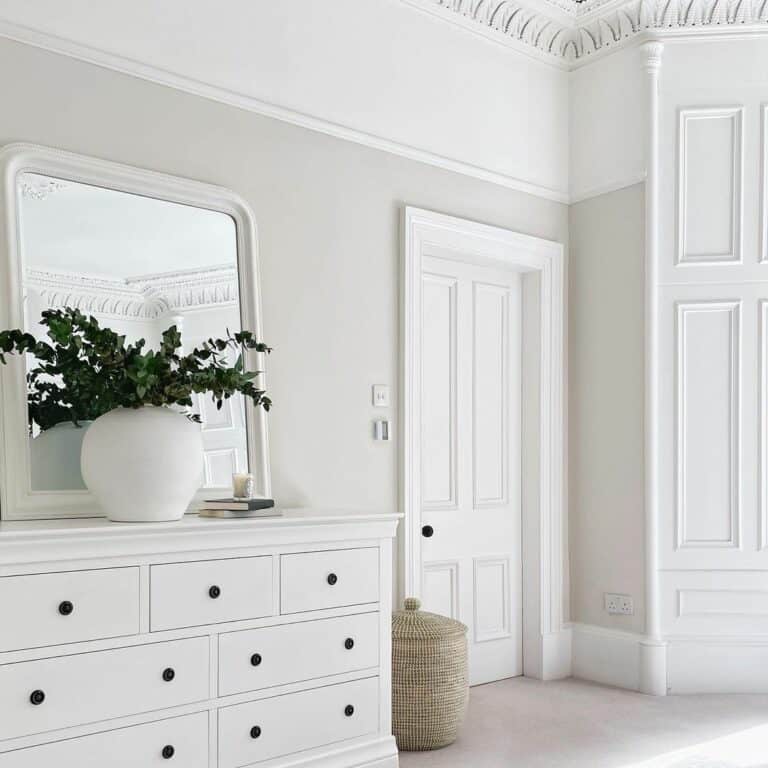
[397,678,768,768]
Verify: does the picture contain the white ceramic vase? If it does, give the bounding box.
[81,406,203,523]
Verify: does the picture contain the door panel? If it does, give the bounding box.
[420,255,522,685]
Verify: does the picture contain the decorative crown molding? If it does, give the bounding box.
[423,0,768,62]
[18,176,68,200]
[24,265,239,321]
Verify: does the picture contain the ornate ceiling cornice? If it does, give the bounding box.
[25,265,239,321]
[425,0,768,62]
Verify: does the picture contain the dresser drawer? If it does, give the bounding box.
[0,568,139,653]
[218,677,378,767]
[0,637,209,740]
[280,548,379,614]
[219,612,379,696]
[0,712,208,768]
[150,556,273,631]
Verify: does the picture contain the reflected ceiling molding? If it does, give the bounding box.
[18,176,68,201]
[24,265,239,321]
[420,0,768,61]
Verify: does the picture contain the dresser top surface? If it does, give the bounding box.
[0,508,401,541]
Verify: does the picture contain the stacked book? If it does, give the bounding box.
[198,497,280,518]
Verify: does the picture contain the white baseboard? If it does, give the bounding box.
[572,624,768,694]
[570,623,645,691]
[540,627,573,680]
[667,637,768,694]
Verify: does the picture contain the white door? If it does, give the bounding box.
[419,254,522,686]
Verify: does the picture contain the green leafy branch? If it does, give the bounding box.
[0,308,271,433]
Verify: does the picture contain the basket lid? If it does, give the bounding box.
[392,597,468,639]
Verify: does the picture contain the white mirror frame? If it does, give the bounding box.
[0,143,271,520]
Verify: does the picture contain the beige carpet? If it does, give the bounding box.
[397,678,768,768]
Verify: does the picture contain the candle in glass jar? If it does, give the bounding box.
[232,473,254,499]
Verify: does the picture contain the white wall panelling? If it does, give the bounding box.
[650,39,768,692]
[677,108,743,265]
[762,300,768,550]
[674,301,741,550]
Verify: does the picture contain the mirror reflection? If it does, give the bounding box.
[18,173,247,491]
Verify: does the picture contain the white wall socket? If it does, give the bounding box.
[604,593,634,616]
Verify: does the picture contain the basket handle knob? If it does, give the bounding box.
[404,597,421,612]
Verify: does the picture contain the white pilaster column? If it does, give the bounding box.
[639,39,667,697]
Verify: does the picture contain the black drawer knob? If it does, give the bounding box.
[29,690,45,706]
[162,745,175,759]
[422,525,434,538]
[327,573,338,586]
[344,704,355,717]
[250,725,262,739]
[58,600,74,616]
[250,653,262,667]
[208,585,221,599]
[162,667,175,682]
[344,638,355,650]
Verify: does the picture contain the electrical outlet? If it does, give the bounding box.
[605,593,634,616]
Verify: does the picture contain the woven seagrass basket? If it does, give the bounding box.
[392,597,468,751]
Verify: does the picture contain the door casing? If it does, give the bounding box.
[400,206,568,681]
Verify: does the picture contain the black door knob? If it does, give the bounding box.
[208,585,221,599]
[422,525,434,538]
[29,689,45,706]
[162,667,175,682]
[250,653,262,667]
[327,573,338,586]
[58,600,74,616]
[250,725,262,739]
[162,745,175,759]
[344,638,355,650]
[344,705,355,717]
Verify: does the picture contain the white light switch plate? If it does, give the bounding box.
[372,385,390,408]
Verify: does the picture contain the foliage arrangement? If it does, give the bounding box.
[0,308,271,433]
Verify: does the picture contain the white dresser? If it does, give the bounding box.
[0,510,400,768]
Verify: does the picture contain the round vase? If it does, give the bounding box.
[81,406,203,523]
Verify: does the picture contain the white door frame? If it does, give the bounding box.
[400,206,570,680]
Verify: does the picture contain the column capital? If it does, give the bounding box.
[641,40,664,74]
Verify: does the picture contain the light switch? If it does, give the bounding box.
[372,384,390,408]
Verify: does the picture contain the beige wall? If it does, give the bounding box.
[0,38,568,517]
[568,184,645,633]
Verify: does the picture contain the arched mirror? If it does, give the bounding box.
[0,145,270,520]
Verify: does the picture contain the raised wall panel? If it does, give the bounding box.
[421,274,458,509]
[473,556,510,643]
[678,108,743,264]
[473,283,509,508]
[661,572,768,638]
[423,560,459,619]
[679,589,768,617]
[762,104,768,264]
[675,301,740,549]
[762,301,768,550]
